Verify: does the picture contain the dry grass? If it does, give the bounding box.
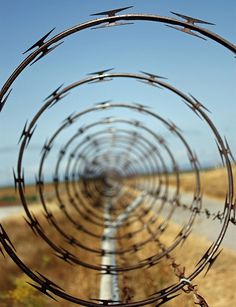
[0,207,236,306]
[169,166,236,200]
[0,183,56,207]
[116,216,236,306]
[1,174,236,306]
[2,211,236,306]
[1,165,235,204]
[0,208,101,306]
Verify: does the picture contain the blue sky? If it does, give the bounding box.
[0,0,235,186]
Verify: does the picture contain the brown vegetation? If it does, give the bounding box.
[169,166,236,200]
[0,209,101,306]
[0,206,235,306]
[117,217,236,306]
[1,169,236,306]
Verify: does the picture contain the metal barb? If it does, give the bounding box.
[170,11,215,25]
[35,175,44,191]
[133,102,151,111]
[224,136,236,164]
[88,68,114,77]
[95,100,112,108]
[18,121,37,145]
[44,84,64,101]
[41,140,52,156]
[23,28,56,54]
[196,243,215,267]
[140,71,167,80]
[13,168,25,191]
[36,271,65,291]
[44,211,55,224]
[189,94,211,113]
[168,120,181,133]
[0,89,12,112]
[137,79,163,89]
[30,41,64,66]
[24,216,39,235]
[0,225,16,251]
[166,25,207,41]
[204,249,223,276]
[91,21,134,30]
[54,248,74,265]
[90,6,133,17]
[62,112,76,125]
[27,282,58,301]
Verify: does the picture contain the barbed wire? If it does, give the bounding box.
[0,5,235,306]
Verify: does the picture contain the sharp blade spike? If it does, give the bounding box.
[170,11,215,25]
[87,68,114,76]
[27,282,58,301]
[204,249,223,276]
[48,92,70,108]
[13,168,25,191]
[44,84,64,101]
[30,41,63,66]
[62,112,76,125]
[224,136,236,163]
[133,102,151,111]
[166,25,207,41]
[182,99,202,120]
[24,217,37,235]
[0,225,16,251]
[90,6,133,17]
[137,79,164,89]
[0,89,12,112]
[23,27,56,54]
[18,122,37,146]
[140,70,167,80]
[91,21,134,30]
[196,242,215,267]
[35,175,44,191]
[28,125,37,145]
[189,93,211,113]
[41,140,52,155]
[18,121,28,144]
[94,100,112,107]
[36,271,65,291]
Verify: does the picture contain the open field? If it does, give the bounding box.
[0,183,55,207]
[0,201,236,306]
[169,166,236,200]
[117,218,236,306]
[1,165,235,206]
[0,168,236,306]
[0,208,101,307]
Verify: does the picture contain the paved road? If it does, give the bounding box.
[0,205,24,221]
[156,188,236,251]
